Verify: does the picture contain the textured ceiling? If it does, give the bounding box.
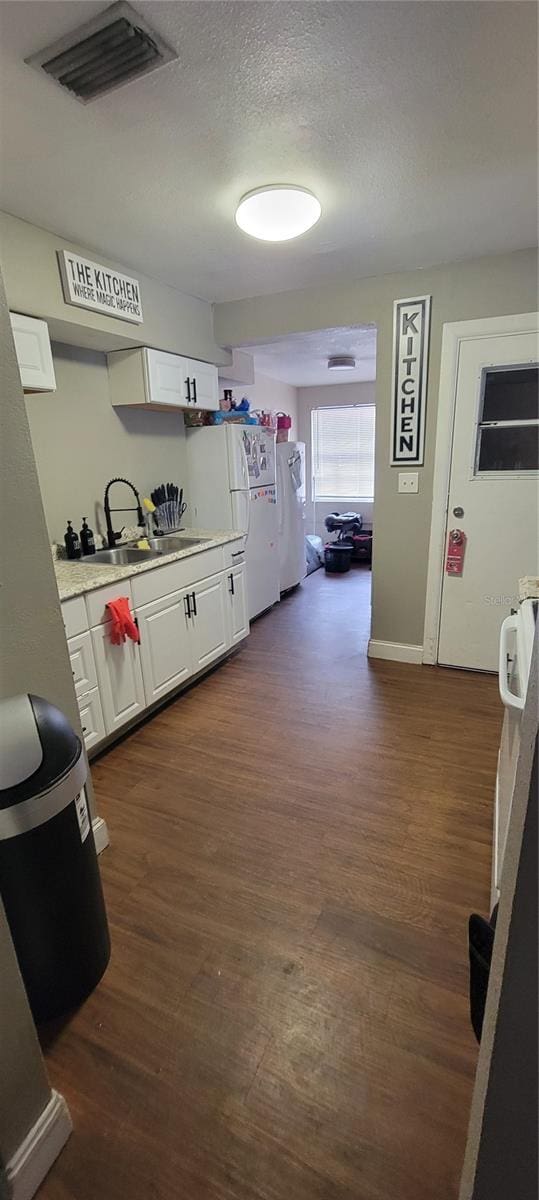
[0,1,536,303]
[244,326,377,387]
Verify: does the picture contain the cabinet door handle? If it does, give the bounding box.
[184,593,191,618]
[192,377,197,403]
[191,590,197,616]
[229,572,235,595]
[82,726,87,734]
[185,377,191,403]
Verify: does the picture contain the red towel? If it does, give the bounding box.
[106,597,140,645]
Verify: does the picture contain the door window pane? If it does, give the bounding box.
[477,425,539,472]
[480,366,539,422]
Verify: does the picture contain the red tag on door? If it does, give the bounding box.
[445,529,466,576]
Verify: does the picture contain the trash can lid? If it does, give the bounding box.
[0,694,81,806]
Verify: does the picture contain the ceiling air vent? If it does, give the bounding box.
[25,2,178,103]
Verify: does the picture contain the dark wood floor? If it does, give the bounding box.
[39,565,501,1200]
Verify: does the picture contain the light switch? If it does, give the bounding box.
[398,472,419,494]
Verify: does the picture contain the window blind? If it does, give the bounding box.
[312,404,375,500]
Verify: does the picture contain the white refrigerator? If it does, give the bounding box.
[186,423,279,620]
[276,441,306,593]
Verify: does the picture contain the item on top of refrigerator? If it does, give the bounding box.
[221,389,233,411]
[64,520,81,560]
[276,412,292,442]
[231,397,250,412]
[211,411,259,425]
[252,410,278,430]
[80,518,96,556]
[184,408,207,426]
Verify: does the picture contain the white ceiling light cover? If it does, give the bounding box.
[235,186,321,242]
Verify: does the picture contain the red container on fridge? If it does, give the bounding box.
[276,412,292,443]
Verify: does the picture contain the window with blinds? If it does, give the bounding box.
[311,404,375,500]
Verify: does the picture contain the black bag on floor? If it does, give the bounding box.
[468,905,498,1042]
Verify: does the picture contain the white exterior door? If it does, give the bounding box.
[437,318,538,670]
[91,623,146,733]
[190,574,229,670]
[227,565,249,644]
[136,591,193,704]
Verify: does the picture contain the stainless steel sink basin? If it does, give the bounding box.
[146,535,211,553]
[83,547,164,565]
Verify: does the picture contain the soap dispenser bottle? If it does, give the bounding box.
[64,521,81,560]
[80,518,96,556]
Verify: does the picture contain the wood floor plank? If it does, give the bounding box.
[38,566,500,1199]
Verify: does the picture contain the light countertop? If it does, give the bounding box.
[55,529,245,602]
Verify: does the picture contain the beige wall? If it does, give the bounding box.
[0,211,227,363]
[0,274,68,1169]
[214,248,538,647]
[297,381,375,542]
[27,344,189,545]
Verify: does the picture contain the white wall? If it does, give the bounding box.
[26,343,189,545]
[297,381,375,542]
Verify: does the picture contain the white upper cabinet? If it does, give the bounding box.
[10,312,56,393]
[108,346,219,411]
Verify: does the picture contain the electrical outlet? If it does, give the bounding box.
[398,472,419,494]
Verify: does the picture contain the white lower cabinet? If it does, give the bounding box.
[68,630,98,698]
[91,621,146,735]
[136,589,192,705]
[77,687,106,751]
[189,573,229,670]
[226,564,249,645]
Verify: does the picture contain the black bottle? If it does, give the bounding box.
[80,518,96,556]
[64,521,81,560]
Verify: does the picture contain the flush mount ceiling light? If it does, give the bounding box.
[328,355,356,371]
[235,186,321,242]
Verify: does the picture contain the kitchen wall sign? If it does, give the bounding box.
[390,294,431,465]
[57,250,143,324]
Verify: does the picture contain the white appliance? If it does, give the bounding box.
[276,441,306,594]
[186,423,279,620]
[493,596,537,906]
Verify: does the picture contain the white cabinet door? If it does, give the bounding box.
[189,574,228,670]
[136,590,193,705]
[78,687,106,752]
[226,565,249,645]
[143,347,191,408]
[68,631,98,698]
[91,622,145,734]
[10,312,56,392]
[187,359,219,410]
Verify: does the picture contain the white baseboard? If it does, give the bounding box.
[92,815,109,855]
[6,1091,72,1200]
[367,639,423,664]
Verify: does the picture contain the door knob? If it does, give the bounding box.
[453,506,464,518]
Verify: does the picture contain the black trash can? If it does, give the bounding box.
[324,543,352,573]
[0,693,110,1022]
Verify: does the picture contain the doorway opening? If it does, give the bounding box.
[230,324,378,632]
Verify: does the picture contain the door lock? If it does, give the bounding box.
[453,506,464,518]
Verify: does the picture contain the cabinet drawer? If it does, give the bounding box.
[61,595,88,639]
[223,538,246,567]
[68,631,98,697]
[77,687,106,751]
[132,547,224,608]
[85,579,134,627]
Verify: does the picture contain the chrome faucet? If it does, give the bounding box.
[104,477,145,549]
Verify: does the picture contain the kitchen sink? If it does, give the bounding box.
[83,547,164,565]
[146,535,212,553]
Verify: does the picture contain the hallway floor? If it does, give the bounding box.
[40,566,501,1200]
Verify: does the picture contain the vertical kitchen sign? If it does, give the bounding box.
[57,250,143,324]
[390,294,431,465]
